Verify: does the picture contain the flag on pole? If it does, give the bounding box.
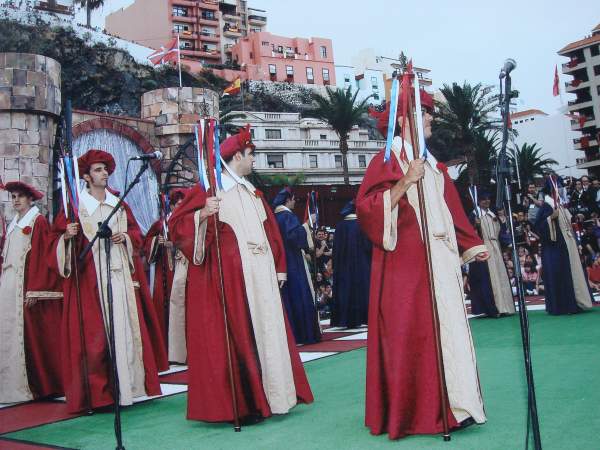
[553,65,560,97]
[148,38,180,65]
[223,77,242,96]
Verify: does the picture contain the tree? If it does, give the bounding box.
[218,95,247,141]
[509,143,558,184]
[434,82,499,186]
[455,130,500,189]
[303,87,371,184]
[75,0,104,28]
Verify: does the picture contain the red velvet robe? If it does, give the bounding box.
[357,151,484,439]
[169,185,313,422]
[143,219,175,347]
[50,203,168,413]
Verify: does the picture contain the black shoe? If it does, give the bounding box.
[229,414,265,426]
[453,417,476,431]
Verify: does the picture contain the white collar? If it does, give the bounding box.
[79,188,119,215]
[274,205,291,214]
[220,159,256,194]
[391,136,440,173]
[481,208,496,219]
[7,206,39,234]
[544,195,559,209]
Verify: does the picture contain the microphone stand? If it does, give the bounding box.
[79,159,151,450]
[495,71,542,450]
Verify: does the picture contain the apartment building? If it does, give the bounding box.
[335,65,385,105]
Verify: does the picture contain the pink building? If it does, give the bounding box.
[231,32,336,86]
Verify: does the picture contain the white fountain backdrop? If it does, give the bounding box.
[73,129,159,234]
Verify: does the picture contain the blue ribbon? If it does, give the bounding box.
[213,122,223,190]
[194,123,207,190]
[384,77,400,162]
[63,156,78,210]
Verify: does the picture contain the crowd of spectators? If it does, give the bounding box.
[465,175,600,299]
[312,227,335,318]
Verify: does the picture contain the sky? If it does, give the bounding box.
[89,0,598,114]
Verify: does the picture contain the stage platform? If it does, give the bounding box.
[1,308,598,450]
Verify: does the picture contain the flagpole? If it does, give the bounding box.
[177,35,182,88]
[241,78,245,112]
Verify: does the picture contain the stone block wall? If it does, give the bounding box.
[0,53,61,220]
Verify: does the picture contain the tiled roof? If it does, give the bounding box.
[558,32,600,54]
[510,109,548,120]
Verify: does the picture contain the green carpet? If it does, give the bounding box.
[5,310,600,450]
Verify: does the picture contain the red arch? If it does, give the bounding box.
[72,117,160,175]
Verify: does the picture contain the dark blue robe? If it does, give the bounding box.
[275,208,320,344]
[534,203,589,315]
[331,216,372,328]
[467,211,499,317]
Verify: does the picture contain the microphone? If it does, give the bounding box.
[499,58,516,78]
[130,151,163,161]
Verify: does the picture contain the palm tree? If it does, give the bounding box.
[509,143,558,184]
[303,87,371,184]
[434,82,499,186]
[76,0,104,28]
[455,130,500,189]
[218,95,247,141]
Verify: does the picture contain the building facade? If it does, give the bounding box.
[231,32,336,86]
[229,111,384,184]
[510,109,586,178]
[558,23,600,174]
[105,0,267,67]
[335,65,385,105]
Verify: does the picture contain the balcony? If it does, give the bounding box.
[34,1,72,14]
[568,99,594,112]
[571,117,597,131]
[172,15,196,24]
[224,43,234,53]
[222,13,239,21]
[223,25,242,37]
[248,14,267,25]
[181,49,221,59]
[565,79,590,93]
[172,0,196,6]
[199,31,220,42]
[562,58,585,73]
[199,17,218,26]
[172,30,199,40]
[200,0,219,10]
[574,137,599,151]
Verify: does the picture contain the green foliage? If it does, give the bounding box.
[248,172,306,187]
[0,19,225,116]
[303,86,371,184]
[509,143,558,184]
[455,131,500,188]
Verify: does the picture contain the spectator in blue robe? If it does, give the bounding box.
[273,188,320,344]
[534,177,593,315]
[330,200,372,328]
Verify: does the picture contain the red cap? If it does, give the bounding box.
[370,88,434,136]
[169,188,187,204]
[78,149,116,176]
[220,124,255,160]
[2,181,44,201]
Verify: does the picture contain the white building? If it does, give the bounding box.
[335,65,385,106]
[510,109,586,178]
[229,111,385,184]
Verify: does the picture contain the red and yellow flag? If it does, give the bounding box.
[223,77,242,96]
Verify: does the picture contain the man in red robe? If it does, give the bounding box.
[50,149,168,413]
[169,125,313,424]
[0,182,63,403]
[358,89,489,439]
[143,188,186,349]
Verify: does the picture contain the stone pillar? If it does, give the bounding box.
[0,53,61,219]
[141,87,219,187]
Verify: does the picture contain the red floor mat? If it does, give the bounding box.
[299,340,366,353]
[159,371,188,385]
[0,437,70,449]
[0,401,80,435]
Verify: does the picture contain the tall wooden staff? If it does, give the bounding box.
[197,118,241,431]
[60,100,93,414]
[401,66,452,441]
[307,191,323,338]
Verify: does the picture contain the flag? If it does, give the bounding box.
[223,77,242,96]
[553,65,560,97]
[148,38,179,65]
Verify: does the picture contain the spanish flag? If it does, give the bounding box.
[223,77,241,96]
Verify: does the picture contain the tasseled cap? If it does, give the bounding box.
[340,200,356,216]
[272,187,293,208]
[369,88,434,136]
[2,181,44,200]
[220,124,255,160]
[78,149,116,176]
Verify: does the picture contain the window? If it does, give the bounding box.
[306,67,314,84]
[265,129,282,139]
[373,93,380,100]
[592,45,600,57]
[531,117,535,121]
[277,45,284,53]
[267,154,284,168]
[173,23,189,33]
[201,11,215,20]
[286,65,294,76]
[344,76,350,83]
[594,65,600,76]
[371,76,378,88]
[597,85,600,96]
[172,6,187,16]
[320,134,327,140]
[251,28,261,33]
[358,155,367,168]
[250,129,255,138]
[269,64,277,74]
[180,40,192,49]
[320,46,327,58]
[261,41,269,46]
[309,155,318,168]
[334,155,342,168]
[322,68,330,83]
[286,47,293,53]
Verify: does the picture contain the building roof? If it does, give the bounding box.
[593,23,600,33]
[510,109,548,120]
[558,30,600,54]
